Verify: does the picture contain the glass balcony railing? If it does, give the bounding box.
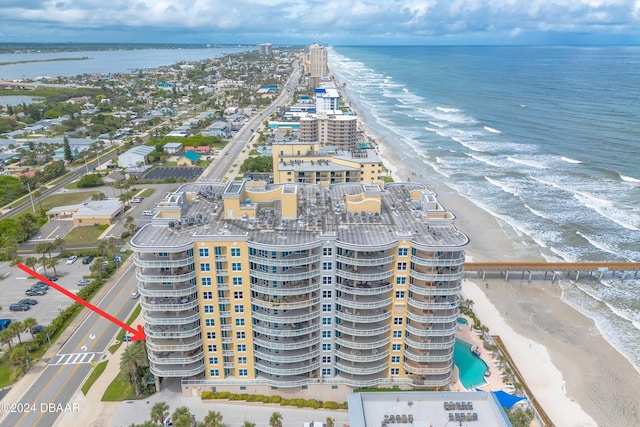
[334,322,390,337]
[335,309,391,323]
[136,270,197,283]
[254,348,320,363]
[253,335,320,350]
[149,362,205,378]
[252,322,320,337]
[255,361,318,376]
[139,283,198,298]
[403,360,453,375]
[404,348,454,363]
[335,253,395,267]
[250,267,320,282]
[335,335,390,350]
[335,348,389,363]
[140,295,199,311]
[251,296,319,310]
[407,296,459,311]
[336,295,392,310]
[144,323,201,339]
[249,253,322,267]
[148,350,204,365]
[405,336,455,351]
[134,255,195,268]
[409,269,465,282]
[335,360,387,375]
[408,283,461,296]
[143,310,200,325]
[253,309,320,324]
[146,337,202,352]
[335,282,393,296]
[252,282,320,296]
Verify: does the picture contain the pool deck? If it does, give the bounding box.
[453,316,512,393]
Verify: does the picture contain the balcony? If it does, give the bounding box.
[411,372,452,388]
[335,322,390,337]
[408,296,460,311]
[403,360,453,375]
[336,252,395,267]
[136,270,197,283]
[335,335,390,350]
[149,362,205,378]
[405,336,456,351]
[335,360,387,375]
[148,350,204,365]
[253,335,320,350]
[252,281,320,296]
[255,361,318,376]
[335,308,391,323]
[404,348,454,363]
[335,281,393,296]
[139,283,198,298]
[336,266,395,282]
[145,323,201,339]
[143,310,200,325]
[410,255,465,268]
[409,269,465,282]
[146,337,202,352]
[253,308,320,324]
[254,348,320,363]
[335,348,388,363]
[406,310,458,324]
[408,282,461,296]
[134,254,195,268]
[250,267,320,282]
[249,253,321,267]
[140,295,199,311]
[252,322,320,337]
[251,296,320,310]
[336,295,392,310]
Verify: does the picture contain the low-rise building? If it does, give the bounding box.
[118,145,155,167]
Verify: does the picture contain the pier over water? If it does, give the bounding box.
[465,262,640,282]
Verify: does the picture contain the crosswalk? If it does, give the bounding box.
[49,352,101,366]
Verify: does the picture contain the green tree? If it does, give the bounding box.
[63,137,73,162]
[119,341,147,383]
[269,411,282,427]
[150,401,170,425]
[0,329,14,351]
[243,422,255,427]
[9,346,30,374]
[77,174,103,188]
[171,406,194,427]
[22,317,37,338]
[7,322,23,345]
[202,410,224,427]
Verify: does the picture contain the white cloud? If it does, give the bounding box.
[0,0,638,43]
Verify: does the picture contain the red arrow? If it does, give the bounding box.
[18,263,146,341]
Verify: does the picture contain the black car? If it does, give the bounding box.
[46,275,58,281]
[9,303,30,312]
[18,298,38,306]
[25,289,46,296]
[32,325,46,334]
[82,256,94,265]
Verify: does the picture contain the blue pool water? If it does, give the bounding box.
[457,317,468,324]
[454,339,488,390]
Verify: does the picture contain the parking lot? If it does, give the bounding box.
[143,166,203,181]
[0,259,96,340]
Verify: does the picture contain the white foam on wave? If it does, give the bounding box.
[620,174,640,184]
[483,125,501,134]
[524,204,553,220]
[485,176,519,196]
[574,192,640,231]
[428,121,446,128]
[507,156,549,169]
[560,156,582,164]
[575,231,619,257]
[436,106,461,113]
[468,153,503,168]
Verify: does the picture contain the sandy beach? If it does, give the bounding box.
[358,108,640,426]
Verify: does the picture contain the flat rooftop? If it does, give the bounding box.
[347,391,512,427]
[130,182,468,250]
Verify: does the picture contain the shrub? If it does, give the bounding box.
[323,401,338,410]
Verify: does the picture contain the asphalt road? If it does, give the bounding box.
[0,261,139,427]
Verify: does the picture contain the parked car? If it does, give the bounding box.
[77,279,93,287]
[113,256,122,263]
[46,275,58,281]
[25,289,46,296]
[32,325,46,334]
[131,290,140,299]
[18,299,38,306]
[67,255,78,264]
[9,303,30,312]
[82,256,94,265]
[101,260,110,266]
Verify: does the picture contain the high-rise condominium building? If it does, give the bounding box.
[258,43,272,56]
[309,43,328,89]
[131,181,468,397]
[299,112,358,150]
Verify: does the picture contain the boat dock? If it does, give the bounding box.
[464,262,640,282]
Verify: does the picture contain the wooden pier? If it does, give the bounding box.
[464,262,640,282]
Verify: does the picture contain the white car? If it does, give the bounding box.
[66,255,78,264]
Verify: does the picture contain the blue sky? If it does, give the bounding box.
[1,0,639,45]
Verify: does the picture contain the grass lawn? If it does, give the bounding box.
[101,371,134,401]
[81,360,108,395]
[39,191,94,211]
[63,226,104,245]
[0,359,11,388]
[139,188,155,197]
[163,161,178,166]
[108,304,141,354]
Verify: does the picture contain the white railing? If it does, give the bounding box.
[335,361,387,375]
[335,283,393,296]
[335,336,390,350]
[250,268,320,281]
[407,296,459,311]
[334,324,390,337]
[410,256,465,267]
[335,349,388,362]
[134,256,195,268]
[150,364,205,377]
[253,336,320,350]
[136,270,197,283]
[336,296,392,310]
[253,323,320,337]
[139,285,198,298]
[254,348,320,363]
[143,311,201,325]
[140,299,199,311]
[251,297,320,310]
[335,310,391,323]
[252,283,320,296]
[409,270,465,282]
[336,254,395,266]
[408,283,460,296]
[148,351,204,365]
[255,362,318,376]
[336,269,395,281]
[249,253,322,267]
[252,310,320,324]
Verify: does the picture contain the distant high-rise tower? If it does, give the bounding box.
[309,43,328,89]
[259,43,273,56]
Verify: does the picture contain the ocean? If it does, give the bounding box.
[328,45,640,373]
[0,46,249,79]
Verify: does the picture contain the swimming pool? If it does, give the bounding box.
[457,317,468,324]
[454,339,488,390]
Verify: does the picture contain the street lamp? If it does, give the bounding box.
[84,156,89,173]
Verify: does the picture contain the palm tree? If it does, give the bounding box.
[8,321,23,345]
[22,317,37,338]
[150,401,170,425]
[172,406,194,427]
[107,237,117,257]
[24,256,38,271]
[243,422,255,427]
[9,346,30,374]
[119,341,147,383]
[202,410,224,427]
[0,329,14,351]
[46,257,59,276]
[269,411,283,427]
[326,417,335,427]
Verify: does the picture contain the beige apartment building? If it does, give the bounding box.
[300,111,358,150]
[271,141,384,185]
[130,180,468,397]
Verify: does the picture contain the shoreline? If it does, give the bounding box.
[349,87,640,426]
